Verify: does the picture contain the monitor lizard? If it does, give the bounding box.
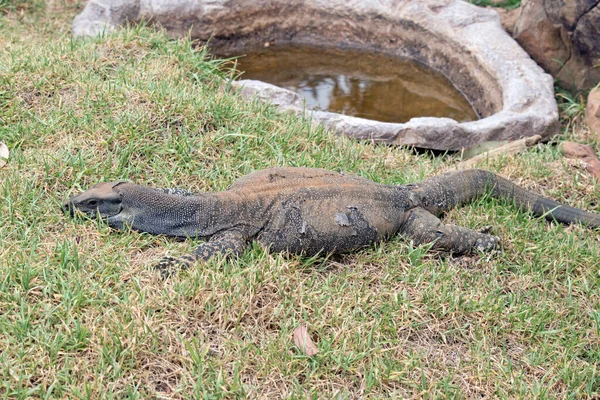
[63,167,600,276]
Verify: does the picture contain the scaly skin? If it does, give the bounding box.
[63,167,600,276]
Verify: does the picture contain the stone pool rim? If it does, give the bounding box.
[72,0,559,151]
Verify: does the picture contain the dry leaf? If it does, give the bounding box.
[0,142,8,169]
[293,325,319,356]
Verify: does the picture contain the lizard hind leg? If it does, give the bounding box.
[401,207,500,255]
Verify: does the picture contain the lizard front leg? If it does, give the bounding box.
[155,229,247,278]
[401,207,500,255]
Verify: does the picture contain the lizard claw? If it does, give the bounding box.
[154,255,196,278]
[478,225,494,234]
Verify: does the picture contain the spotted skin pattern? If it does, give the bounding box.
[64,168,600,276]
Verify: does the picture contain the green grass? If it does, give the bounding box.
[468,0,521,10]
[0,2,599,398]
[0,0,43,14]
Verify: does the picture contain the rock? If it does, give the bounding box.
[72,0,559,151]
[586,87,600,137]
[561,141,600,179]
[513,0,600,91]
[512,0,570,74]
[493,6,521,35]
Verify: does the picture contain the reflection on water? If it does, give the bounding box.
[219,45,478,124]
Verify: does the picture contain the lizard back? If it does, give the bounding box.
[226,167,410,255]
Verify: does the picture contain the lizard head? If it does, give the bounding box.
[62,181,126,220]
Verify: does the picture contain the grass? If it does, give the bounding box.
[0,2,599,398]
[468,0,521,10]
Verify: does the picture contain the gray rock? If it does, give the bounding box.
[73,0,559,151]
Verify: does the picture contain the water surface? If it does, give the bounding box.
[221,45,478,124]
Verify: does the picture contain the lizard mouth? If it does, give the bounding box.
[61,200,123,219]
[61,199,78,216]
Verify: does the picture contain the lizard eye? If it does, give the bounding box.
[85,199,99,207]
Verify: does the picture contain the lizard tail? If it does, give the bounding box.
[410,169,600,228]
